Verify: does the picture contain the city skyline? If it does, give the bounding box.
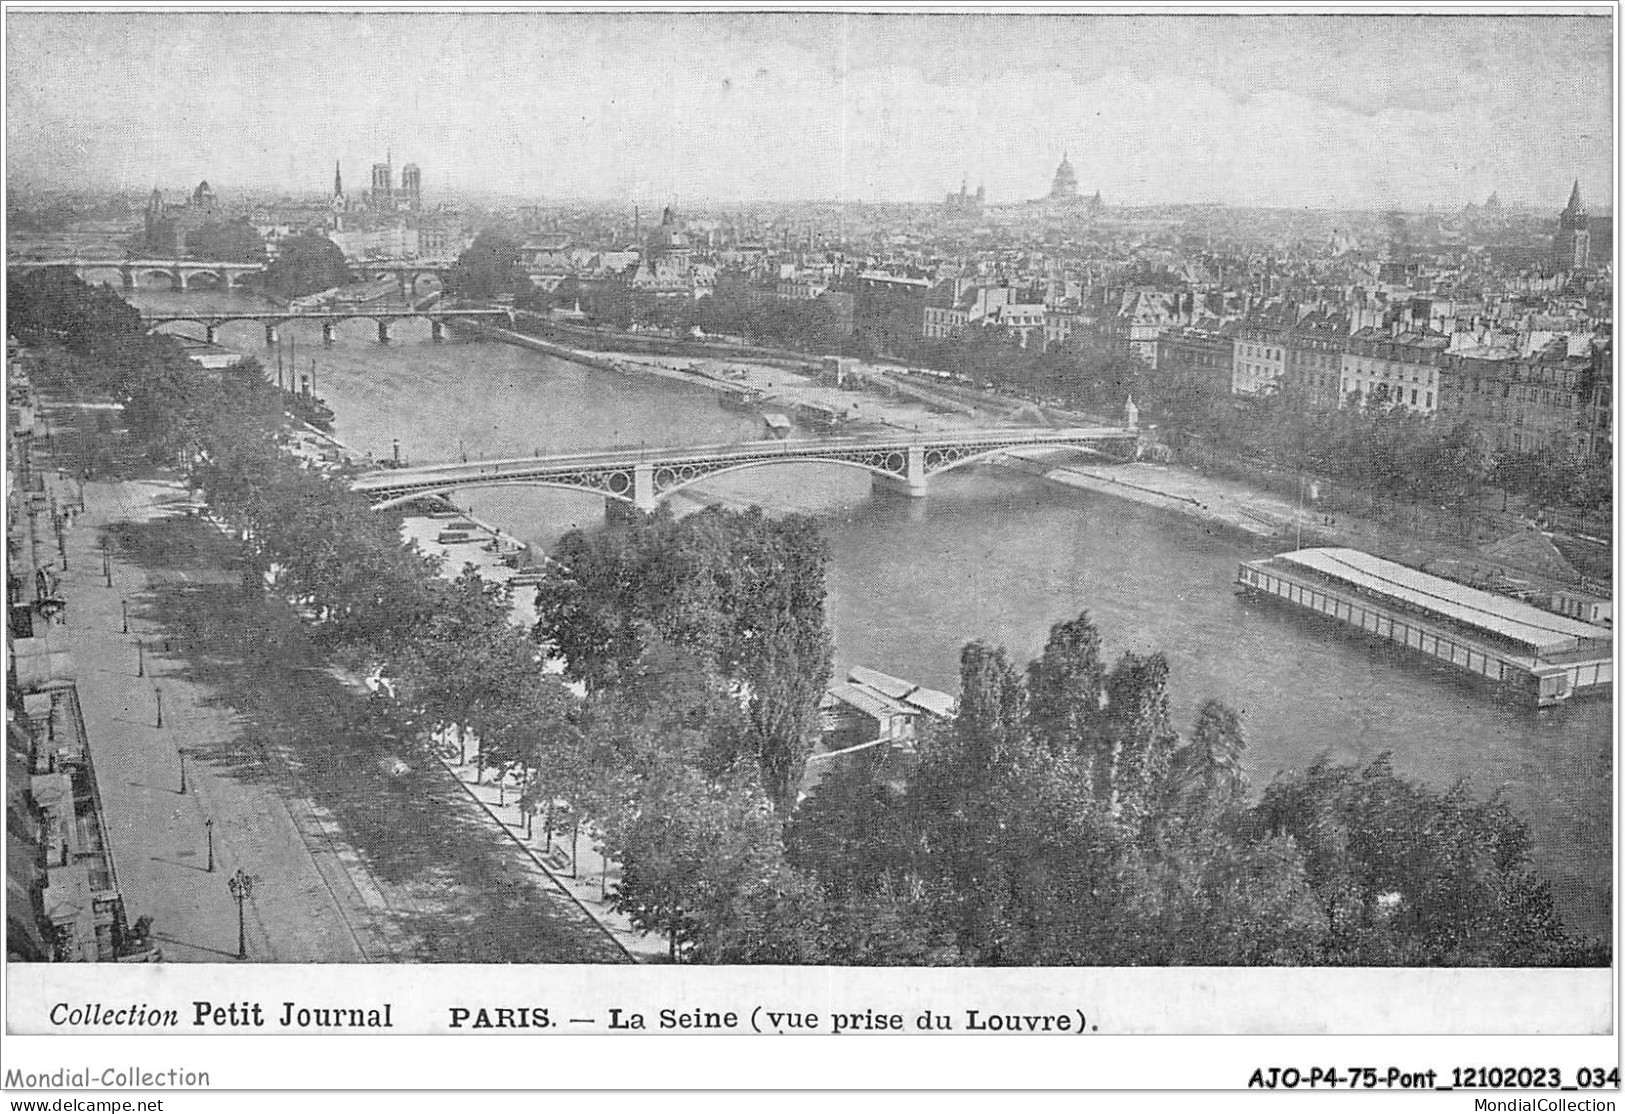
[6,11,1613,210]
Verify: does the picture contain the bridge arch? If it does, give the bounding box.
[177,268,228,290]
[78,266,127,288]
[148,319,210,337]
[652,453,902,504]
[367,475,636,513]
[131,268,180,290]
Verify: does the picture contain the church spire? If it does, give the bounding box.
[1566,179,1584,214]
[334,160,343,198]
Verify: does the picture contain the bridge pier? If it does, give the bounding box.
[173,270,187,291]
[321,322,336,347]
[264,324,279,347]
[871,445,927,500]
[204,324,220,345]
[376,321,391,345]
[430,320,444,344]
[119,267,134,291]
[632,464,657,513]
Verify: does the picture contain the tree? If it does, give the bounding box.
[1095,650,1179,826]
[611,762,785,962]
[1025,611,1107,759]
[445,231,530,302]
[1252,754,1574,965]
[262,234,350,298]
[1168,698,1247,814]
[907,641,1030,961]
[534,504,832,812]
[187,218,267,263]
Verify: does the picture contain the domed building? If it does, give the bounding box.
[1049,153,1079,202]
[631,205,696,295]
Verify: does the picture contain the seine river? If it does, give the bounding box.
[138,288,1613,937]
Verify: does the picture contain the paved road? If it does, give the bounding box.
[46,458,626,963]
[53,474,371,961]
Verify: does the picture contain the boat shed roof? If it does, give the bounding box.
[848,665,915,698]
[848,666,957,718]
[1273,548,1612,658]
[827,682,911,723]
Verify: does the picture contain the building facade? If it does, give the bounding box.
[1232,319,1289,395]
[1440,339,1597,456]
[1157,326,1236,395]
[1281,309,1350,409]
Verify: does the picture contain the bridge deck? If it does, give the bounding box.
[353,427,1136,493]
[142,308,511,323]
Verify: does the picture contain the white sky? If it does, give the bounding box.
[4,10,1614,209]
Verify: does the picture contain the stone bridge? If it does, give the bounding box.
[142,307,512,346]
[10,257,266,291]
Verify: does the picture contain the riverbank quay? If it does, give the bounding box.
[462,311,1039,437]
[24,413,626,963]
[999,450,1611,614]
[511,312,822,370]
[28,458,373,962]
[434,747,664,962]
[391,506,670,959]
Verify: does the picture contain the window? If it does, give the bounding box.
[1426,392,1433,408]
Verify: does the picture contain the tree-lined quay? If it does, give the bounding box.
[9,267,1606,966]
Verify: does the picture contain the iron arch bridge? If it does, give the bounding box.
[352,427,1142,513]
[141,307,513,345]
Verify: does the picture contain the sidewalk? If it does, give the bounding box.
[438,749,666,962]
[42,454,627,963]
[48,470,372,962]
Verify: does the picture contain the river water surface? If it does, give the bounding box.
[139,287,1614,938]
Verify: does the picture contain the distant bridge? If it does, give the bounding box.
[11,256,456,297]
[141,307,513,345]
[351,426,1141,512]
[10,257,266,291]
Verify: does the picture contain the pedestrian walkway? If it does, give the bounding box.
[36,429,629,964]
[48,470,372,962]
[438,748,665,961]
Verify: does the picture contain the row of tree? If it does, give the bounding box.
[1148,373,1613,526]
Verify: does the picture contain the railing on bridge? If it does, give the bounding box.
[352,426,1143,512]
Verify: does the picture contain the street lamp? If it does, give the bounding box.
[137,639,145,677]
[156,688,165,731]
[121,598,128,634]
[177,746,185,793]
[205,818,215,873]
[226,868,254,960]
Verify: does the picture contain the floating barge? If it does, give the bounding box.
[1237,547,1612,707]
